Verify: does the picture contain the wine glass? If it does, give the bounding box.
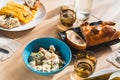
[57,0,76,31]
[60,6,76,27]
[70,50,97,80]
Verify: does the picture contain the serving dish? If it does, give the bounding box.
[108,71,120,80]
[88,68,120,80]
[58,21,120,53]
[23,37,72,76]
[91,68,119,77]
[0,0,46,31]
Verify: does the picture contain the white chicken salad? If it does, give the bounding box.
[28,45,65,72]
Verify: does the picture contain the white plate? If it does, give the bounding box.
[0,0,46,31]
[90,68,120,77]
[51,68,119,80]
[109,71,120,80]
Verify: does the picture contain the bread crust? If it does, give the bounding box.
[80,21,120,47]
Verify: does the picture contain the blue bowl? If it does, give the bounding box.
[23,37,72,76]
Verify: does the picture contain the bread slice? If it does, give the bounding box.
[66,30,87,50]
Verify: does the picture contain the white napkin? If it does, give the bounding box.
[106,49,120,69]
[0,35,21,61]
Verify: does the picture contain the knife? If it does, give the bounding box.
[84,72,113,80]
[0,48,9,54]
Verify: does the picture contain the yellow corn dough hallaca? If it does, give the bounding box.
[0,2,37,24]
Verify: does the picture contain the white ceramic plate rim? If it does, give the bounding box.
[0,0,46,31]
[109,71,120,79]
[90,68,120,77]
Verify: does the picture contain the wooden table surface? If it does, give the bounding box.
[0,0,120,80]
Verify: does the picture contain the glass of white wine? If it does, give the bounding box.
[58,0,77,31]
[70,50,97,80]
[60,6,76,27]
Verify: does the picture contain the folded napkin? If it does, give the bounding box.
[106,48,120,69]
[0,35,21,61]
